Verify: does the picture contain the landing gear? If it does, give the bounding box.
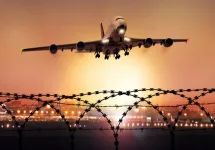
[104,49,110,60]
[123,45,129,56]
[95,46,102,58]
[105,55,109,60]
[95,53,100,58]
[124,51,129,56]
[115,54,120,59]
[114,48,120,59]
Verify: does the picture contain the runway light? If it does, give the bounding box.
[6,124,9,128]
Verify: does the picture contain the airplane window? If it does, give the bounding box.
[116,18,124,21]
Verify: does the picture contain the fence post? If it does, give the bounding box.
[170,129,175,150]
[18,129,23,150]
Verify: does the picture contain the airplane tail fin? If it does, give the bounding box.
[100,23,105,39]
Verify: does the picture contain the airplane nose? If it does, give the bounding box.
[118,24,126,30]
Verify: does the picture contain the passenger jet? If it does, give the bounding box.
[22,16,188,60]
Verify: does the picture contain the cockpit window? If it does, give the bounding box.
[115,18,124,21]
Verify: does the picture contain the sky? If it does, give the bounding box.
[0,0,215,105]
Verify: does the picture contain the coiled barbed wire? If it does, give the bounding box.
[0,88,215,150]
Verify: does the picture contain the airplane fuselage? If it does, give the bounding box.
[101,16,128,54]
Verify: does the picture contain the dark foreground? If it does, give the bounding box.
[0,122,215,150]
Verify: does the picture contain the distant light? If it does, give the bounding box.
[184,113,187,116]
[6,124,9,128]
[47,105,50,109]
[142,107,146,110]
[200,113,203,116]
[23,110,26,114]
[167,113,171,116]
[65,111,68,114]
[41,111,44,114]
[17,110,20,114]
[78,111,81,114]
[51,111,54,114]
[72,111,74,114]
[36,111,38,114]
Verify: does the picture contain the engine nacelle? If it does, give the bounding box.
[76,41,85,51]
[143,38,153,48]
[163,38,173,47]
[49,44,58,54]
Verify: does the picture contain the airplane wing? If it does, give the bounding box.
[21,40,102,54]
[123,37,188,49]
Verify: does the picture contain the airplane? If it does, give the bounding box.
[22,16,188,60]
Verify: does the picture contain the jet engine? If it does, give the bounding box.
[76,41,85,51]
[143,38,153,48]
[49,44,58,54]
[163,38,173,47]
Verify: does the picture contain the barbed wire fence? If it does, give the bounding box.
[0,88,215,150]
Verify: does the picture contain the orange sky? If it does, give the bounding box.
[0,0,215,105]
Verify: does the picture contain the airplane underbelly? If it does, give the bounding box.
[111,30,123,42]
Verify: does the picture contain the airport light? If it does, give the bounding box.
[142,107,146,109]
[35,111,38,114]
[200,113,203,116]
[17,110,20,114]
[51,111,54,114]
[41,111,44,114]
[184,113,187,116]
[47,105,50,109]
[65,111,68,115]
[167,113,170,116]
[23,110,26,114]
